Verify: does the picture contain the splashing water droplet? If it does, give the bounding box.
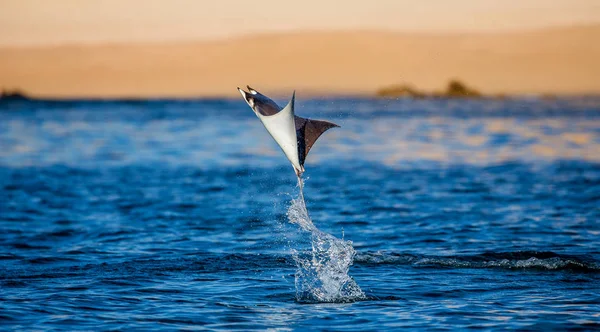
[287,177,365,303]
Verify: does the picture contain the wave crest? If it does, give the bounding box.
[356,251,600,271]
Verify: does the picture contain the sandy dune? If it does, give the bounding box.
[1,25,599,98]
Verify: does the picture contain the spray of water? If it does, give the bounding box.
[286,177,365,303]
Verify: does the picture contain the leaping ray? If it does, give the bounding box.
[238,86,339,176]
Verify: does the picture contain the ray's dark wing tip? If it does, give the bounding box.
[326,120,341,128]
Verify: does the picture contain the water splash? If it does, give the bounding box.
[287,177,365,303]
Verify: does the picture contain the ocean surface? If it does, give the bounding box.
[1,96,600,330]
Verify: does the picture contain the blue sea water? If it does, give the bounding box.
[1,96,600,330]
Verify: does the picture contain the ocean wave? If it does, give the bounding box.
[3,251,597,285]
[355,251,600,271]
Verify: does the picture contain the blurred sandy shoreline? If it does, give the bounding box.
[1,25,599,98]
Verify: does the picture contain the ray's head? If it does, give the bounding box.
[237,86,281,116]
[237,86,256,107]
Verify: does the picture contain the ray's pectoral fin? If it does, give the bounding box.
[295,116,340,167]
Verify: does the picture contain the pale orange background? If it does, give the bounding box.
[1,0,599,97]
